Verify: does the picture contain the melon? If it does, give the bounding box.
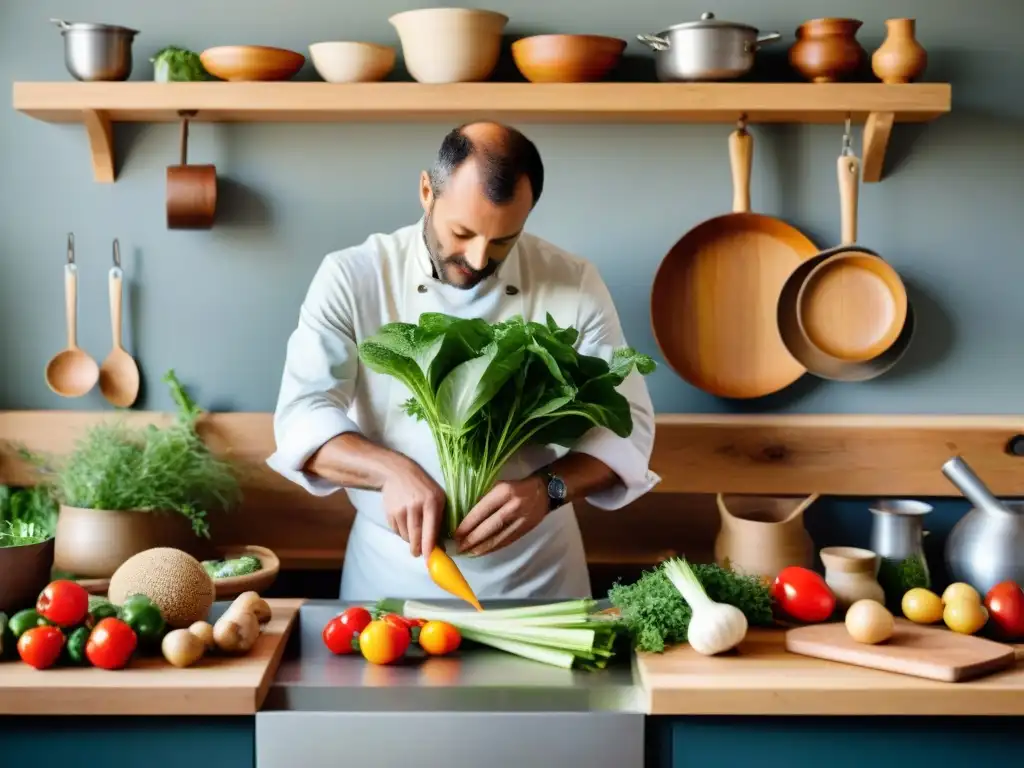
[108,547,216,628]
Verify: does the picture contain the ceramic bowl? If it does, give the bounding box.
[309,41,396,82]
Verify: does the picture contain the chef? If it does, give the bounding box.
[267,121,659,602]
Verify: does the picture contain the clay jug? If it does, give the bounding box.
[872,18,927,84]
[789,18,866,83]
[820,546,886,611]
[714,493,818,581]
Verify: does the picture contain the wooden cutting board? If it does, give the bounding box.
[785,619,1017,682]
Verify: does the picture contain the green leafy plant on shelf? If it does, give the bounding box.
[17,370,242,538]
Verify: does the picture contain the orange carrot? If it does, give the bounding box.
[427,546,483,611]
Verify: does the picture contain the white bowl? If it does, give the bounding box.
[309,41,396,83]
[388,7,508,83]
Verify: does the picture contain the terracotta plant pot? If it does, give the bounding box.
[789,18,867,83]
[54,504,209,578]
[0,537,55,614]
[872,18,927,84]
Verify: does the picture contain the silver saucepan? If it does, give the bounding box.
[51,18,140,81]
[638,12,780,82]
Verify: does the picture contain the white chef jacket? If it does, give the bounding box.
[267,219,659,602]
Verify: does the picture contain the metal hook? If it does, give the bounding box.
[737,113,748,132]
[841,113,853,155]
[112,238,121,268]
[66,233,75,264]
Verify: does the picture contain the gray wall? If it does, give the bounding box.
[1,0,1021,415]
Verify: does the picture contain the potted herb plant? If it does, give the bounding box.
[0,485,58,613]
[22,370,242,579]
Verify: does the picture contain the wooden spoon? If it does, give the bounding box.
[99,239,140,408]
[45,233,99,398]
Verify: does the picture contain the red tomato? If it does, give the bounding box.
[322,616,360,655]
[337,606,372,634]
[985,581,1024,639]
[772,566,836,623]
[17,626,65,670]
[382,613,413,635]
[36,579,90,628]
[86,618,138,670]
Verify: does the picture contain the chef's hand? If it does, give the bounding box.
[381,458,446,558]
[454,476,548,556]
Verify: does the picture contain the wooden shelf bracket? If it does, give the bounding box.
[861,111,896,183]
[82,109,114,183]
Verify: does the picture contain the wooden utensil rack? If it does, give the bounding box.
[12,82,950,184]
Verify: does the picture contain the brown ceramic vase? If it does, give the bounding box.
[872,18,928,83]
[789,18,867,83]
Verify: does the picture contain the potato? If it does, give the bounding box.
[188,620,216,651]
[162,629,207,668]
[213,608,261,653]
[229,591,272,624]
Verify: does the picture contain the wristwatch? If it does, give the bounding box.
[541,470,568,512]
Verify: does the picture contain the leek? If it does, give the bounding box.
[379,598,623,670]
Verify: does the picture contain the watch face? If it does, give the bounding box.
[547,475,567,501]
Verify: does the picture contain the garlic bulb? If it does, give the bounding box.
[663,557,749,656]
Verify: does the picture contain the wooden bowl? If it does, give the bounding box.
[511,34,626,83]
[309,41,395,82]
[200,46,305,81]
[796,250,908,362]
[208,545,280,599]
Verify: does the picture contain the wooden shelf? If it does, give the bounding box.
[12,81,950,184]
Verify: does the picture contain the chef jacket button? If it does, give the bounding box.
[505,285,519,295]
[417,284,427,293]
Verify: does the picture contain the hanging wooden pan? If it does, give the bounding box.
[650,126,819,399]
[794,152,908,363]
[777,153,915,381]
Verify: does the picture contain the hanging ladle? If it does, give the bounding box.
[98,239,140,407]
[45,233,99,397]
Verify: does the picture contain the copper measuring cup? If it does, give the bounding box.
[166,111,217,229]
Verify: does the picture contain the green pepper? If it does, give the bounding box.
[0,612,9,659]
[119,595,166,642]
[8,608,48,639]
[88,601,119,627]
[65,626,90,665]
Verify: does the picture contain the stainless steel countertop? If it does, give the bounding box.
[264,600,644,713]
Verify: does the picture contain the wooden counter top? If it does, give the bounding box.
[0,598,304,716]
[636,628,1024,716]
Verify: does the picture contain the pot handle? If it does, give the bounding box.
[50,18,72,30]
[745,32,781,52]
[637,34,670,51]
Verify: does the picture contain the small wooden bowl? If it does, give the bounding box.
[209,545,280,599]
[511,34,626,83]
[200,46,305,81]
[796,251,908,362]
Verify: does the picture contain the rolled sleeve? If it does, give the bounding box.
[266,251,365,497]
[571,263,661,510]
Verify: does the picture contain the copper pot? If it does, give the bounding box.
[166,113,217,229]
[789,18,866,83]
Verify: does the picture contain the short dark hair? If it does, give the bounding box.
[428,124,544,207]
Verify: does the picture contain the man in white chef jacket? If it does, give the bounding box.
[267,122,659,602]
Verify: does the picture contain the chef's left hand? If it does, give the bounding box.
[454,476,548,556]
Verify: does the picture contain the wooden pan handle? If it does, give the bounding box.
[730,128,752,214]
[108,267,123,350]
[837,153,860,245]
[64,263,78,349]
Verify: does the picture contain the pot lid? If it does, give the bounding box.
[659,12,758,34]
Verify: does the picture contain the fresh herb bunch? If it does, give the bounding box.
[0,484,59,539]
[20,370,241,537]
[358,312,656,537]
[150,46,209,82]
[0,520,50,548]
[608,562,775,653]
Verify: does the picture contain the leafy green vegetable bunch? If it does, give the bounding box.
[20,370,241,537]
[358,312,656,538]
[151,46,210,82]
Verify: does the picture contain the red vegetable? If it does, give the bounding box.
[772,566,836,623]
[322,616,360,655]
[17,626,65,670]
[86,618,138,670]
[36,579,90,628]
[985,581,1024,640]
[337,606,372,634]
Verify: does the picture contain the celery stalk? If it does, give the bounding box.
[458,628,577,669]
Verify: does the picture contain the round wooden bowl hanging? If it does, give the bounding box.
[166,112,217,230]
[650,122,819,399]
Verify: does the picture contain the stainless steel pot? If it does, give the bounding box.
[51,18,139,81]
[637,12,780,82]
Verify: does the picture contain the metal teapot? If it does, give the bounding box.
[942,455,1024,595]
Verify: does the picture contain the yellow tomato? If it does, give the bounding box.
[418,621,462,656]
[943,598,988,635]
[942,582,981,605]
[901,588,943,624]
[359,619,411,665]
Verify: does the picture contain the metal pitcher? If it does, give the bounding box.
[869,499,933,606]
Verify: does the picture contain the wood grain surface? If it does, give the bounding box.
[0,598,304,716]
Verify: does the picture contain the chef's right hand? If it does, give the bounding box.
[381,458,445,558]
